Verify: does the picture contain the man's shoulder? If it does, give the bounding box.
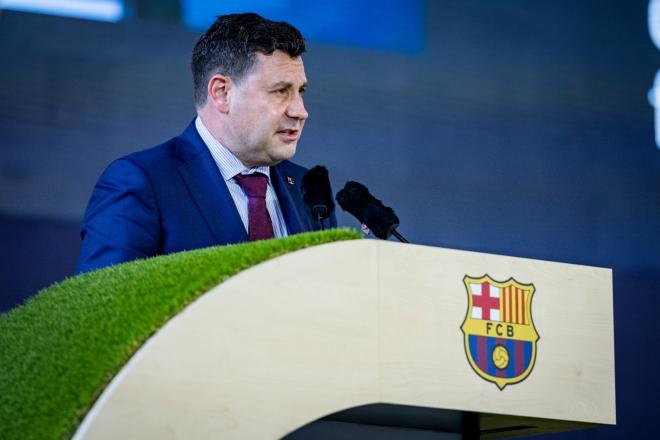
[119,137,180,169]
[93,138,181,194]
[117,120,199,166]
[114,120,202,170]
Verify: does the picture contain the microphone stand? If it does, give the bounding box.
[312,206,327,231]
[316,212,325,231]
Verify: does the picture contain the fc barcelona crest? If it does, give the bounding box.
[460,275,539,390]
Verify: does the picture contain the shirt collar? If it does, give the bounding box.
[194,116,270,182]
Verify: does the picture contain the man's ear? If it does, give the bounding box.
[207,74,232,114]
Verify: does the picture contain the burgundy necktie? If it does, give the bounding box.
[234,173,275,241]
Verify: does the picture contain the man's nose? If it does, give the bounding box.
[287,93,308,120]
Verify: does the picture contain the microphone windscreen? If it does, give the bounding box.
[364,201,399,240]
[336,181,400,239]
[302,165,335,219]
[335,181,372,223]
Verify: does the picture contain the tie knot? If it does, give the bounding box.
[234,172,268,198]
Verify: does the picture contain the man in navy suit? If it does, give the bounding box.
[76,13,335,274]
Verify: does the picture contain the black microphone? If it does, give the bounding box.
[335,181,408,242]
[301,165,335,230]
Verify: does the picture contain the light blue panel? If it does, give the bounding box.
[181,0,424,53]
[181,0,290,30]
[1,0,124,22]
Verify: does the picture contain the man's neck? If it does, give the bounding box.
[196,109,252,167]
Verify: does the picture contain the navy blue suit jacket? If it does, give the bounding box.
[76,121,335,274]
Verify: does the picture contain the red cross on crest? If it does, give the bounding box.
[472,282,500,320]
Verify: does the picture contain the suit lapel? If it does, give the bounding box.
[271,164,307,235]
[175,121,247,245]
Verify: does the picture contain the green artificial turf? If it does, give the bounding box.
[0,229,361,440]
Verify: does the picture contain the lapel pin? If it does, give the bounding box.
[286,176,295,185]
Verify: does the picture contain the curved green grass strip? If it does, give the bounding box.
[0,229,361,440]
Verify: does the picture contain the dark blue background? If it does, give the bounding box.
[1,1,658,438]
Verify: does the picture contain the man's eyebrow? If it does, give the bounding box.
[270,81,308,89]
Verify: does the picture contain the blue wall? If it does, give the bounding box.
[1,1,659,438]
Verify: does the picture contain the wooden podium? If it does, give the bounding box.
[73,240,615,439]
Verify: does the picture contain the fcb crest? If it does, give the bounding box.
[460,275,539,390]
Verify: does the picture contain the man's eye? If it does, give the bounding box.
[276,89,289,95]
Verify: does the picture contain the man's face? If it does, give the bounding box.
[227,50,308,167]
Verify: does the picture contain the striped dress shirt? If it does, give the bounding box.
[194,117,289,238]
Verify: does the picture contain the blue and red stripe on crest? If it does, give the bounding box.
[468,335,532,379]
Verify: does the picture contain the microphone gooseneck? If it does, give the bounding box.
[301,165,335,230]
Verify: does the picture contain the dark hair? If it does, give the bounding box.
[191,13,306,107]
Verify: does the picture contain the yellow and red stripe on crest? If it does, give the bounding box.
[500,285,530,325]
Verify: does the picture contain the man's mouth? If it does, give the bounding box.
[276,128,300,141]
